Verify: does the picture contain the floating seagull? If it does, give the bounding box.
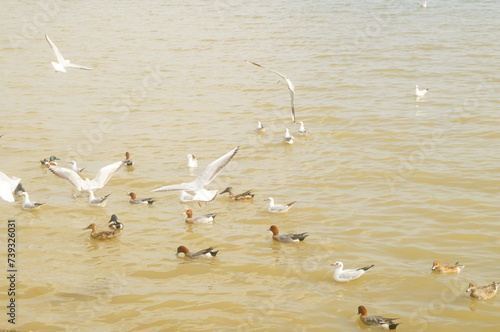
[152,147,239,203]
[21,192,44,210]
[331,261,375,282]
[255,121,265,132]
[108,214,124,230]
[0,170,21,203]
[283,128,294,144]
[415,85,429,97]
[128,192,155,204]
[48,160,125,192]
[68,160,85,173]
[297,121,307,134]
[88,190,112,207]
[357,306,400,330]
[84,223,118,240]
[264,197,295,213]
[45,34,92,73]
[246,60,296,122]
[176,246,219,259]
[268,225,308,242]
[418,1,427,8]
[187,154,198,168]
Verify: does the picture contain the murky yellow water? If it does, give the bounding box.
[1,0,499,331]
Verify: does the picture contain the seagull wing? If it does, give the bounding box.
[48,166,86,191]
[45,34,66,64]
[152,183,197,192]
[66,63,92,70]
[194,146,239,188]
[90,161,125,190]
[0,171,20,202]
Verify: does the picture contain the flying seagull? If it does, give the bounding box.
[45,34,92,73]
[246,60,296,122]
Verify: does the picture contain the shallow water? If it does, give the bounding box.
[0,0,499,331]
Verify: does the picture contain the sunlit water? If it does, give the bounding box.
[0,0,499,331]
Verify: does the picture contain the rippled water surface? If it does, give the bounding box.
[1,0,499,331]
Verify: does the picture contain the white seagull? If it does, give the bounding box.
[255,121,265,132]
[45,33,92,73]
[331,261,375,282]
[418,1,427,8]
[88,190,112,207]
[283,128,294,144]
[264,197,296,213]
[246,60,296,122]
[415,85,429,97]
[297,121,307,134]
[0,170,21,203]
[21,192,44,210]
[48,160,126,192]
[68,160,85,173]
[187,154,198,168]
[153,147,239,202]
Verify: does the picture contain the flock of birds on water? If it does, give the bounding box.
[1,6,499,327]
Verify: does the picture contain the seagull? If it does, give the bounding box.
[331,261,375,282]
[264,197,295,213]
[48,160,125,192]
[187,154,198,168]
[297,121,307,134]
[179,191,195,202]
[45,34,92,73]
[246,60,296,122]
[68,160,85,173]
[0,170,21,203]
[88,190,112,207]
[21,192,44,210]
[418,1,427,8]
[255,121,265,132]
[152,147,239,203]
[283,128,294,144]
[415,85,429,97]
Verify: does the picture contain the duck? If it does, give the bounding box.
[220,187,254,200]
[297,121,307,134]
[431,261,465,273]
[255,121,265,132]
[265,197,295,213]
[40,155,60,166]
[21,192,44,210]
[268,225,308,242]
[128,192,155,204]
[88,190,112,207]
[466,281,499,300]
[283,128,294,144]
[83,223,118,240]
[187,154,198,168]
[108,214,124,230]
[176,245,219,259]
[48,159,125,192]
[124,152,134,166]
[153,146,239,203]
[331,261,374,282]
[68,160,85,173]
[358,306,400,330]
[183,209,217,224]
[0,169,22,203]
[415,85,429,97]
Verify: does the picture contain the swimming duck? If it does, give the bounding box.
[431,261,465,273]
[183,209,217,224]
[108,214,124,230]
[40,155,60,166]
[176,245,219,259]
[21,192,44,210]
[283,128,294,144]
[255,121,265,132]
[466,281,499,300]
[268,225,308,242]
[357,306,400,330]
[128,192,155,204]
[83,223,119,240]
[153,146,239,203]
[265,197,295,213]
[331,261,375,282]
[88,190,112,207]
[68,160,85,173]
[187,154,198,168]
[297,121,307,134]
[220,187,254,200]
[124,152,134,166]
[0,169,21,203]
[415,85,429,97]
[48,160,125,192]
